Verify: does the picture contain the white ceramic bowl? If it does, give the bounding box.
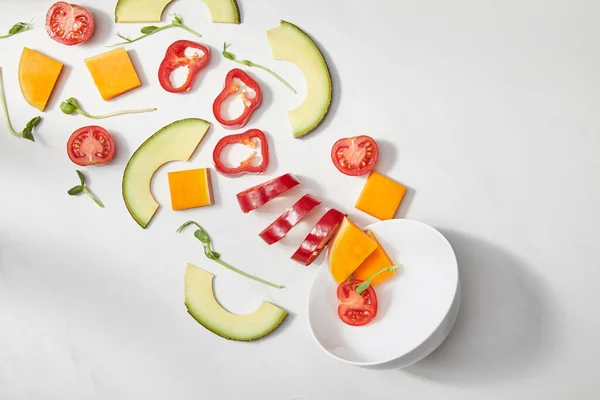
[308,219,460,367]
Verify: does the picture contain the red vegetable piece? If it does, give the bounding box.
[337,279,378,326]
[291,208,346,266]
[67,125,115,166]
[259,194,322,245]
[236,173,300,213]
[158,40,210,93]
[331,135,379,176]
[213,129,269,177]
[46,2,95,46]
[213,68,262,130]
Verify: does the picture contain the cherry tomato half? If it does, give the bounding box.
[331,135,379,176]
[46,2,95,46]
[67,126,115,166]
[337,279,378,326]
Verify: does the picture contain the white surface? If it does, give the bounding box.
[1,0,599,399]
[309,219,459,366]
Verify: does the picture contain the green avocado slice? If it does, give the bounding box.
[185,264,288,341]
[202,0,240,24]
[267,21,332,138]
[122,119,210,228]
[115,0,173,23]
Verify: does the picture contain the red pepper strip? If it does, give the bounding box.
[158,40,211,93]
[213,68,262,130]
[212,129,269,177]
[291,209,346,266]
[259,194,322,245]
[237,173,300,213]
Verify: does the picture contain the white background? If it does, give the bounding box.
[1,0,599,398]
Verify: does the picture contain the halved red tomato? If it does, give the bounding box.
[331,135,378,176]
[337,279,378,326]
[67,126,115,166]
[46,2,95,46]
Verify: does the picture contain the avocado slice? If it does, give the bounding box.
[185,264,288,341]
[202,0,240,24]
[122,119,210,228]
[266,21,332,138]
[115,0,173,23]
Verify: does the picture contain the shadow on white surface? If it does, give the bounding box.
[249,73,274,125]
[375,139,398,175]
[379,230,557,384]
[84,6,114,48]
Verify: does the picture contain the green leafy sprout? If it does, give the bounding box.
[108,14,201,47]
[60,97,157,119]
[355,265,399,295]
[0,20,33,39]
[222,42,297,94]
[67,170,104,208]
[177,221,284,289]
[0,67,41,142]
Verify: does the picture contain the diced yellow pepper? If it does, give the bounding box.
[168,168,214,211]
[85,48,141,101]
[355,171,406,220]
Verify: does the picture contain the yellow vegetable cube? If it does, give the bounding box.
[168,168,214,211]
[84,48,141,101]
[355,171,406,220]
[18,48,64,111]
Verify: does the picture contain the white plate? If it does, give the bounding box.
[308,219,460,367]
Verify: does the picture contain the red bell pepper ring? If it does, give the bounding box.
[237,173,300,213]
[259,194,322,245]
[213,68,262,129]
[291,208,346,266]
[158,40,211,93]
[213,129,269,177]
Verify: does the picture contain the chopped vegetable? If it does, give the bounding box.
[67,170,104,208]
[60,97,156,119]
[18,48,64,112]
[213,68,262,129]
[46,2,94,46]
[355,171,407,220]
[355,265,398,295]
[291,208,345,266]
[328,217,377,283]
[331,135,378,176]
[108,14,201,47]
[85,48,141,101]
[168,168,214,211]
[337,279,378,326]
[213,129,269,176]
[222,43,296,94]
[158,40,210,93]
[353,231,396,286]
[177,221,284,289]
[237,173,300,213]
[0,20,33,39]
[67,126,115,166]
[0,67,41,142]
[259,194,322,245]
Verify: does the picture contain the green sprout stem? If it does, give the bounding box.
[61,97,156,119]
[177,221,284,289]
[0,67,41,141]
[108,15,200,47]
[222,43,297,94]
[0,20,33,39]
[355,265,399,295]
[67,170,104,208]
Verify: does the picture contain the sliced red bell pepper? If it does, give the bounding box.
[213,68,262,129]
[259,194,322,245]
[213,129,269,177]
[237,173,300,213]
[291,209,346,266]
[158,40,211,93]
